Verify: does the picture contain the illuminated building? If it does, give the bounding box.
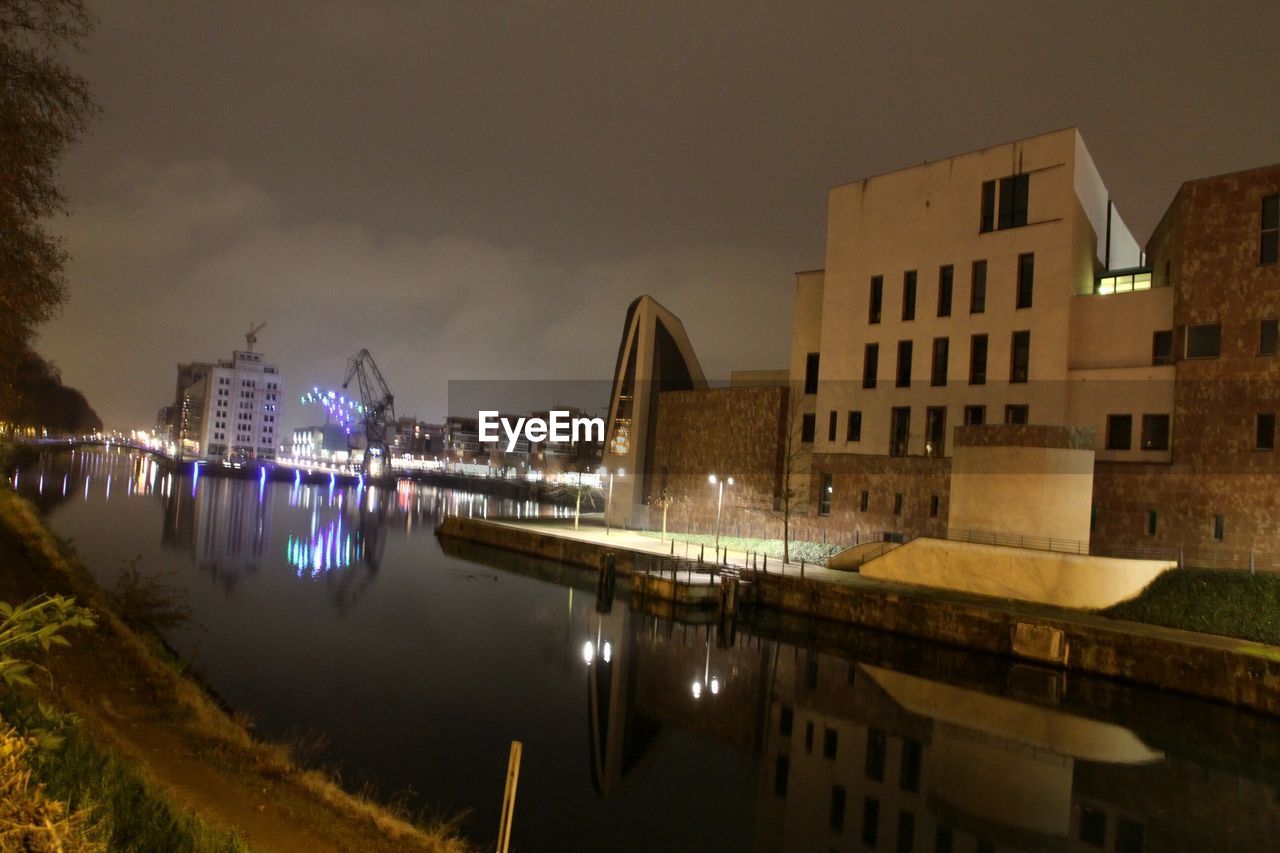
[173,349,284,461]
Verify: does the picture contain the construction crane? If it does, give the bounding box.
[245,321,267,352]
[342,349,396,474]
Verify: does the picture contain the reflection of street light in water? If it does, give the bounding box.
[582,619,613,665]
[691,635,720,699]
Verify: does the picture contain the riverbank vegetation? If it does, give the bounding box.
[1104,569,1280,646]
[0,484,470,850]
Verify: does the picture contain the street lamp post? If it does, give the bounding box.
[574,470,583,530]
[708,474,734,557]
[604,468,624,534]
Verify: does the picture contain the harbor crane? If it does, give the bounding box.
[245,321,267,352]
[342,349,396,475]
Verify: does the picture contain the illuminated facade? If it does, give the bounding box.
[174,349,284,461]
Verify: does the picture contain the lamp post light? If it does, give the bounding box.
[574,469,583,530]
[603,467,624,534]
[708,473,734,556]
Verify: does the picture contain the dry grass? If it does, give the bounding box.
[0,724,100,852]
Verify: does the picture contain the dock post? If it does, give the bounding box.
[497,740,523,853]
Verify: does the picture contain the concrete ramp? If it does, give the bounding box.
[859,537,1174,610]
[827,539,900,571]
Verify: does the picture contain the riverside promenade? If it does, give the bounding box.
[437,514,1280,716]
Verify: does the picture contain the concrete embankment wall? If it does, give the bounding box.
[437,516,1280,715]
[860,538,1174,609]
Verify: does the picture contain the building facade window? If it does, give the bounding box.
[1010,330,1031,383]
[897,812,916,853]
[869,275,883,324]
[1153,329,1174,365]
[1257,413,1276,450]
[889,407,910,457]
[828,410,838,442]
[801,413,815,443]
[1005,405,1029,425]
[964,404,985,425]
[937,265,953,317]
[1147,509,1158,537]
[980,174,1030,232]
[1107,414,1133,450]
[1261,319,1278,356]
[859,490,869,512]
[902,271,917,321]
[1142,414,1170,450]
[1262,194,1278,265]
[804,352,820,393]
[847,410,862,441]
[863,343,879,389]
[861,798,879,847]
[1186,323,1221,359]
[893,493,904,515]
[828,786,846,833]
[969,334,988,385]
[925,406,946,457]
[929,496,939,519]
[1214,514,1225,541]
[819,473,833,515]
[896,340,913,387]
[970,260,987,313]
[823,727,838,759]
[931,337,949,386]
[1016,253,1034,309]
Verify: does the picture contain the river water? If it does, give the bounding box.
[11,447,1280,852]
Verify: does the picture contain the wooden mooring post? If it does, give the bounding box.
[497,740,523,853]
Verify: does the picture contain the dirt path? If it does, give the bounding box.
[0,499,466,852]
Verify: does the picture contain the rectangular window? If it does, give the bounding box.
[773,755,789,797]
[1186,323,1221,359]
[1005,405,1029,425]
[925,406,947,457]
[801,413,815,443]
[889,407,910,457]
[1016,253,1034,309]
[823,727,838,759]
[869,275,883,324]
[964,405,986,425]
[863,343,879,389]
[779,705,793,736]
[847,410,862,441]
[830,786,846,833]
[828,410,838,442]
[1258,413,1276,450]
[929,494,939,517]
[865,728,886,781]
[1147,509,1158,537]
[819,473,833,516]
[1080,806,1106,846]
[1142,414,1170,451]
[980,180,996,233]
[859,490,869,512]
[1263,194,1278,265]
[902,271,917,321]
[997,173,1030,229]
[937,265,953,317]
[896,340,913,388]
[896,811,915,853]
[804,352,820,393]
[899,739,922,792]
[1153,329,1174,365]
[1214,514,1225,541]
[861,798,879,847]
[970,260,987,313]
[1107,414,1133,450]
[931,337,949,386]
[893,492,904,515]
[1010,330,1031,383]
[969,334,988,385]
[1261,319,1278,356]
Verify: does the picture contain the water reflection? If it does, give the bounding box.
[14,449,1280,851]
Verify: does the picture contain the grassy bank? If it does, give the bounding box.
[0,482,470,851]
[637,530,843,565]
[1103,569,1280,645]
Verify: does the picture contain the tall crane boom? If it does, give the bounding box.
[342,349,396,472]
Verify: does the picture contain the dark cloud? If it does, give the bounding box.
[35,0,1280,430]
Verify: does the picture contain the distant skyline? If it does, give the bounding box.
[38,0,1280,431]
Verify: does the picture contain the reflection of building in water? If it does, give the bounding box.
[579,608,1280,853]
[162,476,272,585]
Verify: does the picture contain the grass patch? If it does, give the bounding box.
[1103,569,1280,645]
[1,695,245,852]
[637,531,842,566]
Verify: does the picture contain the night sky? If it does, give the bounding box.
[38,0,1280,432]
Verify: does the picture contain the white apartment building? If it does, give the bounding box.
[175,350,284,461]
